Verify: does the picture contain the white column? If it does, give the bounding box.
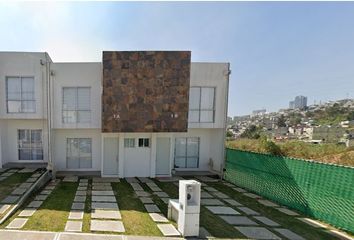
[170,133,175,175]
[150,133,157,178]
[118,134,125,178]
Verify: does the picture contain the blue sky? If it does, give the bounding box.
[1,2,354,116]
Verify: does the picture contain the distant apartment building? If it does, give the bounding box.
[0,51,230,177]
[289,96,307,109]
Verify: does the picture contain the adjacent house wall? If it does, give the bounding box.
[0,52,50,165]
[0,52,49,119]
[0,120,49,164]
[51,63,102,129]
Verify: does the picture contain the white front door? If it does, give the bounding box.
[156,137,171,176]
[103,137,119,176]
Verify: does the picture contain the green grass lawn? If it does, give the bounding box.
[81,179,91,233]
[0,180,78,231]
[112,180,162,236]
[0,171,32,202]
[22,181,77,231]
[0,171,32,218]
[2,176,339,239]
[208,181,338,240]
[154,180,245,238]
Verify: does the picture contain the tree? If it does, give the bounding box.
[226,130,234,138]
[347,111,354,121]
[240,125,262,139]
[277,115,287,127]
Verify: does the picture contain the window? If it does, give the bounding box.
[124,138,135,148]
[189,87,215,123]
[63,87,90,123]
[138,138,150,147]
[174,137,199,168]
[18,130,43,160]
[66,138,92,169]
[6,77,35,113]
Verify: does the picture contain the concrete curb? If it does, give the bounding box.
[0,230,186,240]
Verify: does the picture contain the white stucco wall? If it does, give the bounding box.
[0,119,48,164]
[0,121,3,168]
[52,129,101,171]
[51,63,102,129]
[0,52,50,120]
[101,128,224,177]
[189,62,229,129]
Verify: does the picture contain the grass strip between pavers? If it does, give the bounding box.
[0,172,32,202]
[154,180,245,238]
[112,180,162,236]
[19,181,78,231]
[208,182,337,240]
[0,171,34,219]
[81,178,91,233]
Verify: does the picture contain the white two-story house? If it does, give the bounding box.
[0,51,230,178]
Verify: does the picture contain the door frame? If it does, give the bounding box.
[101,135,119,177]
[155,137,171,176]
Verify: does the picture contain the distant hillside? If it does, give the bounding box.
[226,139,354,167]
[306,102,354,125]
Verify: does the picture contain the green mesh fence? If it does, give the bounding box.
[224,148,354,233]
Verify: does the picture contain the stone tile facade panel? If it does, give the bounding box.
[102,51,191,132]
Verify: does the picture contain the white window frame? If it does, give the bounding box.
[62,87,91,124]
[189,87,215,123]
[124,138,135,148]
[6,76,36,113]
[18,129,43,161]
[66,138,92,169]
[174,137,200,168]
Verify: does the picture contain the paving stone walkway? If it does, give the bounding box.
[65,178,88,232]
[90,178,125,233]
[201,181,285,239]
[129,178,180,237]
[6,179,60,229]
[0,168,18,181]
[206,180,311,240]
[0,170,42,218]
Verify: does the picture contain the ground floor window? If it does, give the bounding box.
[174,137,199,168]
[124,138,135,148]
[138,138,150,147]
[18,129,43,160]
[67,138,92,169]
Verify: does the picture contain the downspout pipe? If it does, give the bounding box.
[44,53,54,178]
[221,63,231,180]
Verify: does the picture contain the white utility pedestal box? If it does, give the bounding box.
[178,180,201,237]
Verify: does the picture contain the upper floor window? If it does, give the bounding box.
[189,87,215,123]
[6,77,35,113]
[63,87,91,123]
